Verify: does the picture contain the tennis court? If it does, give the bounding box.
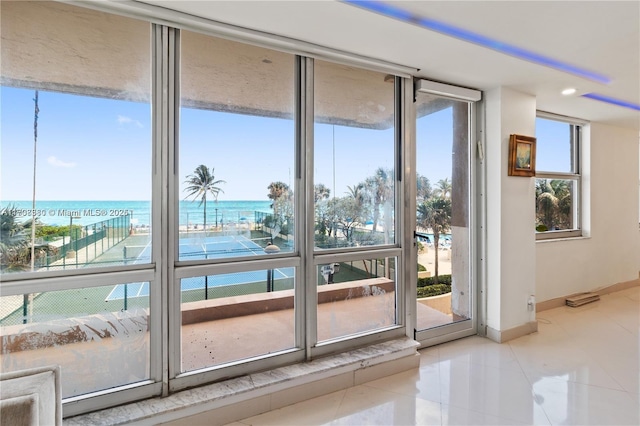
[106,235,293,301]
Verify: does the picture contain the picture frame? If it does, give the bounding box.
[508,134,536,177]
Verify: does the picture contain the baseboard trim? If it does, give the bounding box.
[536,278,640,312]
[486,321,538,343]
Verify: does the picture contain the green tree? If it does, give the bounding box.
[346,183,366,204]
[330,197,365,242]
[0,207,38,272]
[314,183,331,203]
[417,197,452,283]
[365,168,393,232]
[314,184,331,236]
[536,179,572,230]
[434,178,452,199]
[184,165,225,233]
[416,174,433,202]
[267,181,290,214]
[267,181,293,235]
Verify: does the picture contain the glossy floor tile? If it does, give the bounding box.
[230,288,640,425]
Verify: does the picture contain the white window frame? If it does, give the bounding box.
[535,111,586,240]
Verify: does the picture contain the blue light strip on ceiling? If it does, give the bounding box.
[581,93,640,111]
[343,0,612,85]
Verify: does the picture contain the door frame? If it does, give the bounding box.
[409,79,483,347]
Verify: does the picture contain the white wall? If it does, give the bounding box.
[485,87,537,334]
[536,122,640,302]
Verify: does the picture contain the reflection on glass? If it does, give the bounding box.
[415,93,471,331]
[313,60,396,250]
[535,178,576,231]
[316,257,397,342]
[0,2,151,275]
[0,283,151,398]
[180,269,296,371]
[178,31,295,261]
[536,118,575,173]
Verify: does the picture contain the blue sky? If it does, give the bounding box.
[535,117,572,173]
[1,87,151,201]
[2,86,567,202]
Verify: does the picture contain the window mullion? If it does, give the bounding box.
[304,57,317,357]
[163,24,180,391]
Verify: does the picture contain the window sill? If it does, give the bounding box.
[536,235,590,244]
[63,337,419,425]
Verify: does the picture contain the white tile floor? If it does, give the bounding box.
[228,287,639,425]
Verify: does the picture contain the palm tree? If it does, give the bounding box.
[365,168,393,232]
[267,181,291,216]
[536,179,572,230]
[0,207,36,272]
[346,183,366,204]
[314,184,331,203]
[314,184,331,237]
[184,165,225,233]
[434,178,452,199]
[267,181,293,237]
[417,197,452,283]
[416,174,433,202]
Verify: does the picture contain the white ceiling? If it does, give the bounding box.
[141,0,640,129]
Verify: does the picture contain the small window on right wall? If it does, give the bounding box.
[535,113,584,239]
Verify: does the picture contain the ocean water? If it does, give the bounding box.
[1,200,272,227]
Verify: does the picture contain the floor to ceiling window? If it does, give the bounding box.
[0,1,478,416]
[313,60,401,345]
[176,30,300,377]
[0,1,157,407]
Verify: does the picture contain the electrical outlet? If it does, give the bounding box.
[527,295,535,311]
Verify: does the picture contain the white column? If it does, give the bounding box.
[484,87,537,342]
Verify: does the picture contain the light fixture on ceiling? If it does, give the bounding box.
[562,88,577,96]
[343,0,612,85]
[581,93,640,111]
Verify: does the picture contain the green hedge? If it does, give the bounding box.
[417,263,426,272]
[417,284,451,298]
[36,224,83,241]
[417,274,452,287]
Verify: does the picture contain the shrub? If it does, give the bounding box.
[36,224,82,241]
[417,263,426,272]
[417,284,451,298]
[417,274,452,288]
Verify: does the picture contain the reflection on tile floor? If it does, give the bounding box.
[230,287,639,425]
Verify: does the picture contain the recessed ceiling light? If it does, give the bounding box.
[562,88,577,96]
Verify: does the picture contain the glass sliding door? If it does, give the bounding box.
[414,83,479,344]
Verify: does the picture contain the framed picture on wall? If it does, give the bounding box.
[508,134,536,177]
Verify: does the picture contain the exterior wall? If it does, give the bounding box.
[536,123,640,301]
[451,103,471,318]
